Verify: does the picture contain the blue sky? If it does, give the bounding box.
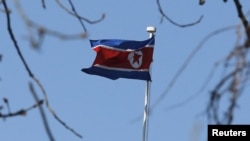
[1,0,250,141]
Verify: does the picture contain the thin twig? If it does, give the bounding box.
[207,20,248,124]
[165,63,217,111]
[207,67,243,124]
[68,0,87,32]
[3,0,34,77]
[3,0,82,138]
[41,0,46,9]
[156,0,203,27]
[29,82,55,141]
[33,76,83,138]
[165,25,243,112]
[233,0,250,46]
[207,37,247,124]
[0,99,43,119]
[13,0,87,49]
[3,98,11,113]
[55,0,105,24]
[130,26,237,124]
[151,25,236,110]
[199,0,205,5]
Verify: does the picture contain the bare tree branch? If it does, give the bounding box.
[68,0,87,32]
[3,0,82,138]
[130,26,237,124]
[0,98,43,119]
[29,82,55,141]
[151,25,236,110]
[207,67,243,124]
[157,0,203,27]
[41,0,46,9]
[199,0,205,5]
[165,63,217,111]
[207,25,248,124]
[13,0,87,49]
[55,0,105,24]
[3,0,34,77]
[233,0,250,47]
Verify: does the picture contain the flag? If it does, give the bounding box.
[81,37,154,81]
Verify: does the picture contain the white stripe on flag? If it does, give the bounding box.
[92,45,154,52]
[94,64,149,72]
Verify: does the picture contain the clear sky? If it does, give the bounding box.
[1,0,250,141]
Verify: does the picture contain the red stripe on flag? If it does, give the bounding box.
[92,47,153,70]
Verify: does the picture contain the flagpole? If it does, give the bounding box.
[142,26,156,141]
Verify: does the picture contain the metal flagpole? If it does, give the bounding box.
[142,26,156,141]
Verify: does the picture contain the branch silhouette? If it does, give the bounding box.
[130,25,237,124]
[156,0,203,27]
[68,0,87,32]
[55,0,105,24]
[3,0,82,138]
[0,98,43,119]
[13,0,87,49]
[41,0,46,9]
[29,82,55,141]
[207,24,248,124]
[152,25,236,111]
[233,0,250,47]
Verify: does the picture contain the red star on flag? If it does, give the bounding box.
[133,52,142,64]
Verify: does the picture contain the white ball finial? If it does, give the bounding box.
[146,26,156,33]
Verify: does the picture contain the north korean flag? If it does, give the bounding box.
[81,37,154,81]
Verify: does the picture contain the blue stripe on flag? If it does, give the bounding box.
[90,37,154,50]
[82,66,151,81]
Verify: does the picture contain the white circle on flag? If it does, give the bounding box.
[128,51,143,68]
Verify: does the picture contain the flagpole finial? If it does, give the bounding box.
[146,26,156,33]
[146,26,156,38]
